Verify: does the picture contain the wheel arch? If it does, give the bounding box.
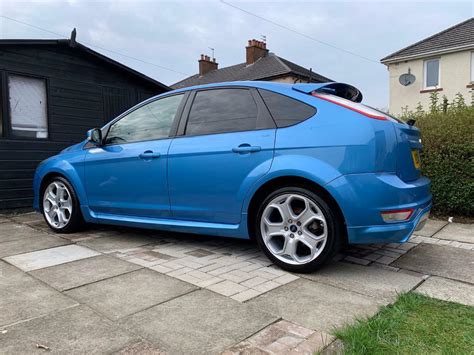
[246,175,347,244]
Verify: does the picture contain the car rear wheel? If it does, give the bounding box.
[255,187,341,273]
[42,177,84,233]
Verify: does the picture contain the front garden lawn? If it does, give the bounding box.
[334,292,474,354]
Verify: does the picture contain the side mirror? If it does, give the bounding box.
[87,128,102,145]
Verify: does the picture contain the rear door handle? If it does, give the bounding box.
[232,144,261,154]
[138,150,161,160]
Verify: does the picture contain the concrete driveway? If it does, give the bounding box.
[1,212,473,354]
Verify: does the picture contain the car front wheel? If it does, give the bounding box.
[255,187,341,273]
[42,177,84,233]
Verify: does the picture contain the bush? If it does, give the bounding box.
[400,94,474,217]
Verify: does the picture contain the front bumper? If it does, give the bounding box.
[325,173,432,244]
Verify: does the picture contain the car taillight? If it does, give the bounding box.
[311,92,388,120]
[381,208,414,222]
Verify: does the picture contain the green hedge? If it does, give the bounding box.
[401,97,473,217]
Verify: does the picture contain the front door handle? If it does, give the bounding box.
[138,150,161,160]
[232,144,261,154]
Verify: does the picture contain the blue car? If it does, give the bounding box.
[34,81,431,272]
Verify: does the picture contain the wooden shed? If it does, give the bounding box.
[0,38,170,209]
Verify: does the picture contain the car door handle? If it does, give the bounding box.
[138,151,161,160]
[232,144,261,154]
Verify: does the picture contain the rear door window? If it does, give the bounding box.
[185,89,258,136]
[258,89,316,127]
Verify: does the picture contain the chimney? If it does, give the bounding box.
[246,39,268,65]
[198,54,218,76]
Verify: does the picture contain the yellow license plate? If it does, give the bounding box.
[411,149,421,169]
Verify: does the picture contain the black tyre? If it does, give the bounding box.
[254,186,342,273]
[41,176,84,233]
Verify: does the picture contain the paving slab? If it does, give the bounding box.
[432,223,474,243]
[413,219,448,237]
[0,305,138,354]
[78,234,156,253]
[115,340,166,354]
[248,278,381,332]
[0,223,42,243]
[30,255,142,291]
[301,261,422,301]
[224,319,334,354]
[0,261,77,327]
[65,268,196,320]
[3,245,100,272]
[0,234,70,258]
[415,276,474,306]
[8,212,44,225]
[120,289,278,354]
[393,244,474,284]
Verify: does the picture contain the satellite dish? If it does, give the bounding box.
[399,68,416,86]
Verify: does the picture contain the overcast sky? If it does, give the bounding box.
[1,0,472,108]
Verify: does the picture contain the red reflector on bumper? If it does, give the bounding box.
[381,208,414,222]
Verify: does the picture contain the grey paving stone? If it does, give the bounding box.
[65,268,196,320]
[393,244,474,284]
[8,212,44,225]
[0,223,41,243]
[0,305,137,354]
[30,255,142,291]
[119,289,278,354]
[414,219,448,237]
[4,245,100,272]
[0,235,70,258]
[248,278,382,332]
[415,276,474,306]
[433,223,474,244]
[78,234,156,253]
[0,261,77,327]
[301,262,422,301]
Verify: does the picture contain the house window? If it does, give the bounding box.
[8,74,48,139]
[424,59,440,88]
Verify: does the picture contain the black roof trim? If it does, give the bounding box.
[0,39,171,91]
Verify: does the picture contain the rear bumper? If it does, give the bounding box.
[325,173,432,244]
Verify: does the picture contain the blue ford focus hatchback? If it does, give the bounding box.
[34,81,431,272]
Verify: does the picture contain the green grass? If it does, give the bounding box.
[334,293,474,355]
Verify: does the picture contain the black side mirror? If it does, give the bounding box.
[87,128,102,145]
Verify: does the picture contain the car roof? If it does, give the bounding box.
[169,81,296,94]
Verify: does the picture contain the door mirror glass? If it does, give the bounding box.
[87,128,102,145]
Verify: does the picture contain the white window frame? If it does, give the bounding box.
[423,58,441,89]
[471,52,474,83]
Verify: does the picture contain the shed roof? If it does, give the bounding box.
[0,39,171,91]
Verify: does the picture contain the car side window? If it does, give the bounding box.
[258,89,316,127]
[105,94,184,144]
[185,89,258,136]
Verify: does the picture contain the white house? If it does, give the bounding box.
[381,18,474,115]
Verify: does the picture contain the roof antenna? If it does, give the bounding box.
[261,35,266,44]
[69,28,77,47]
[208,47,215,61]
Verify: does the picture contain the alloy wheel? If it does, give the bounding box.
[260,193,328,265]
[43,181,73,229]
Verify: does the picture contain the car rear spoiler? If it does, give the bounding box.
[292,82,363,103]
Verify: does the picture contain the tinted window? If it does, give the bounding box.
[258,89,316,127]
[105,94,183,144]
[186,89,257,135]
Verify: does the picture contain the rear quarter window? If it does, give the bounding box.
[258,89,316,127]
